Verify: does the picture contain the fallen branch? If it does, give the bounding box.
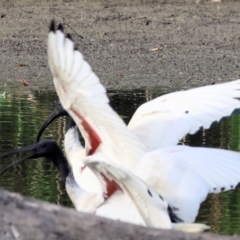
[0,188,239,240]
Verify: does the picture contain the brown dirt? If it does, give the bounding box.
[1,0,240,92]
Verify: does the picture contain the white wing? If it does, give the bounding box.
[85,158,172,229]
[128,80,240,150]
[95,190,146,226]
[85,158,209,232]
[134,145,240,223]
[47,21,146,169]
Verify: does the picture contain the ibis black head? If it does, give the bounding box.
[36,101,68,142]
[0,140,69,181]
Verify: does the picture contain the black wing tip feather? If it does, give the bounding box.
[49,20,63,33]
[168,205,183,223]
[66,33,72,40]
[49,20,78,50]
[49,20,55,33]
[58,23,64,32]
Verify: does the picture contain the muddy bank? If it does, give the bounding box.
[0,1,240,91]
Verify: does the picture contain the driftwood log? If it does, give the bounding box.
[0,187,239,240]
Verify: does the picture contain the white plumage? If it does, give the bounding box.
[46,20,240,228]
[48,23,146,170]
[85,157,209,232]
[133,145,240,222]
[129,81,240,150]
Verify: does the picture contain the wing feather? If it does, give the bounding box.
[134,145,240,222]
[129,80,240,150]
[85,158,172,229]
[47,23,146,169]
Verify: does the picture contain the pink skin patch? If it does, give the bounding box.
[70,108,120,201]
[101,173,122,200]
[71,108,102,155]
[94,175,122,215]
[81,165,87,172]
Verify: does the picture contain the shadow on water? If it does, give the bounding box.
[0,88,240,235]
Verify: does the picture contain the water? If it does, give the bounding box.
[0,88,240,235]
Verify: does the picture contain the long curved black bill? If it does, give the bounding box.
[36,101,68,142]
[0,144,42,159]
[0,142,45,176]
[0,154,35,176]
[0,140,70,180]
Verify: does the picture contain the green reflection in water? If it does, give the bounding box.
[0,89,240,235]
[0,91,72,208]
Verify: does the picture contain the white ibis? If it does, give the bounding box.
[37,110,240,223]
[41,19,240,223]
[0,141,209,232]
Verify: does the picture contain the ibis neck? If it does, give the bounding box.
[46,144,70,181]
[67,116,76,131]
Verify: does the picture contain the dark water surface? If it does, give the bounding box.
[0,89,240,235]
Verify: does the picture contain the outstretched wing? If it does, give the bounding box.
[47,20,146,169]
[134,145,240,222]
[85,157,172,229]
[128,80,240,150]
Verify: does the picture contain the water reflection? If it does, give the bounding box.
[0,89,240,235]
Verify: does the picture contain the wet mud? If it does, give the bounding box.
[1,0,240,92]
